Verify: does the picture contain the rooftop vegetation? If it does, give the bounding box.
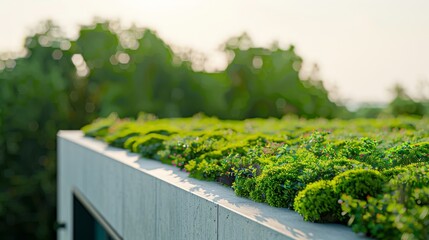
[83,114,429,240]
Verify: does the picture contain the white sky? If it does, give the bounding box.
[1,0,429,105]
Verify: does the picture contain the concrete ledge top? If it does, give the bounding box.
[58,130,366,240]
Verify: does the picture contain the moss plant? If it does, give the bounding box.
[332,169,385,200]
[294,180,343,223]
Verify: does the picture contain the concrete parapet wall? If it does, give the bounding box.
[57,131,365,240]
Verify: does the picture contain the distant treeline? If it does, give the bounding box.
[0,20,427,239]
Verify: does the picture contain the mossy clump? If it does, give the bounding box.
[332,169,385,200]
[294,180,343,223]
[233,177,257,198]
[251,161,318,208]
[386,142,429,167]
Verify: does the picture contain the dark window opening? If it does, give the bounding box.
[73,191,121,240]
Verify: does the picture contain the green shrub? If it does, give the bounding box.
[175,134,232,165]
[341,166,429,239]
[249,175,266,203]
[233,177,257,198]
[381,166,408,180]
[381,162,429,180]
[339,138,378,158]
[250,162,319,208]
[184,159,197,173]
[337,138,386,168]
[245,158,369,208]
[386,142,429,167]
[304,131,335,158]
[250,165,285,206]
[318,159,371,179]
[332,169,385,200]
[187,159,225,181]
[386,165,429,192]
[294,180,343,223]
[232,160,260,197]
[125,133,169,158]
[157,135,200,165]
[340,194,399,239]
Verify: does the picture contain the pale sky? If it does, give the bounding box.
[1,0,429,105]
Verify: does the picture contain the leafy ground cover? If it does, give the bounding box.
[82,114,429,240]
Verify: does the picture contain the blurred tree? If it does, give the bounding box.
[222,33,341,119]
[388,84,425,117]
[0,21,82,239]
[352,105,384,118]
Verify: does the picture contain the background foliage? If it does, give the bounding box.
[0,20,427,239]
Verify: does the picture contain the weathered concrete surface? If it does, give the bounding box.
[58,131,366,240]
